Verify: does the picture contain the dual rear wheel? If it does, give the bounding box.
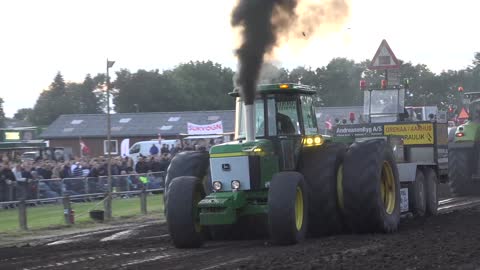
[339,139,400,233]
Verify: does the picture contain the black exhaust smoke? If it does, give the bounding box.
[232,0,297,105]
[231,0,350,105]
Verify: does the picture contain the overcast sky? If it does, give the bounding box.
[1,0,479,117]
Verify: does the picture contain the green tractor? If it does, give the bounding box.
[449,91,480,195]
[165,83,401,248]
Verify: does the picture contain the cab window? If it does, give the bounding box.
[276,95,300,135]
[301,95,318,135]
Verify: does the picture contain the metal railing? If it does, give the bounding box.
[0,172,166,231]
[0,172,165,205]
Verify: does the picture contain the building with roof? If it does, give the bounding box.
[40,110,235,157]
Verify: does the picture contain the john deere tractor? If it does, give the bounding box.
[165,83,401,248]
[449,91,480,195]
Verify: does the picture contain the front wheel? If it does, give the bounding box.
[268,172,308,245]
[166,176,205,248]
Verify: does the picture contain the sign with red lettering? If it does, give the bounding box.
[187,121,224,135]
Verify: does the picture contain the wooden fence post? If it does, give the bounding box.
[18,200,28,230]
[63,194,72,225]
[140,188,147,215]
[104,193,112,221]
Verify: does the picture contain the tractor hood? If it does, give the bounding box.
[209,139,274,158]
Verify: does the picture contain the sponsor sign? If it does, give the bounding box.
[334,122,435,145]
[187,121,223,135]
[334,124,384,137]
[383,123,434,145]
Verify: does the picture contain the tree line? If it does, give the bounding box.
[1,54,480,127]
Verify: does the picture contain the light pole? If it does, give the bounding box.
[104,58,115,220]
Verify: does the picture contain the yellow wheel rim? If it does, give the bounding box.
[336,164,344,210]
[193,191,202,233]
[381,161,396,215]
[295,186,304,231]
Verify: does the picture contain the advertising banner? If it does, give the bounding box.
[187,121,223,135]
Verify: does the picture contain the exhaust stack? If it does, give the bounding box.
[244,104,256,142]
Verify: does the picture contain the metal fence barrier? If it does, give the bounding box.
[0,172,165,206]
[0,172,166,231]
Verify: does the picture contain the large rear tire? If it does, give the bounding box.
[299,143,345,236]
[408,170,427,217]
[166,176,205,248]
[448,147,480,196]
[424,168,439,216]
[340,139,400,233]
[268,172,308,245]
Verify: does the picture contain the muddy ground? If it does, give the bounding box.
[2,186,480,270]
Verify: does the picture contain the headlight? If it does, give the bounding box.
[231,180,241,190]
[213,181,222,191]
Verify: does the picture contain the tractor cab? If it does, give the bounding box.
[234,83,319,138]
[232,83,322,170]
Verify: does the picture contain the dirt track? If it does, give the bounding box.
[2,192,480,269]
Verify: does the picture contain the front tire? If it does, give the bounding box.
[166,176,205,248]
[268,172,308,245]
[340,139,400,233]
[164,151,210,215]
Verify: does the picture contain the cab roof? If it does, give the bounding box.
[230,83,316,96]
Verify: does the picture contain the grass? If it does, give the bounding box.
[0,193,164,233]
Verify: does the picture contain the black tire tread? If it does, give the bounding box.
[166,176,205,248]
[341,139,400,233]
[424,167,439,216]
[448,147,480,196]
[268,171,308,245]
[409,170,426,217]
[299,143,345,236]
[164,151,210,213]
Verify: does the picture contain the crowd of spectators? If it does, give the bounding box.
[0,138,223,205]
[0,152,173,205]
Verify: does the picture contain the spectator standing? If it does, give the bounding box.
[36,162,53,180]
[158,154,171,172]
[135,156,150,174]
[170,143,181,157]
[81,161,91,177]
[72,162,83,177]
[150,156,162,172]
[19,163,34,200]
[160,144,170,154]
[61,162,72,179]
[150,144,159,156]
[1,163,17,203]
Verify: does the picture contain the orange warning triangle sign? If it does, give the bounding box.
[458,107,469,119]
[369,39,401,70]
